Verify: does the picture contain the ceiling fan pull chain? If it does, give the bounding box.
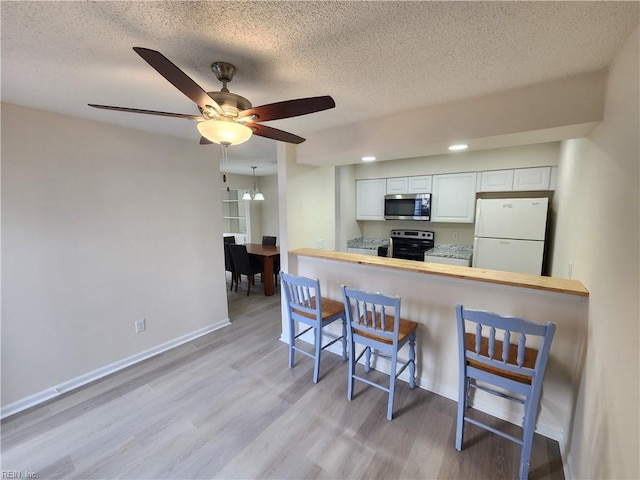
[221,144,230,190]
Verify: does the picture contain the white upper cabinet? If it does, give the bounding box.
[431,172,477,223]
[477,166,555,192]
[356,179,386,220]
[479,169,514,192]
[408,175,432,193]
[386,176,433,194]
[512,166,551,191]
[549,166,558,190]
[386,177,409,194]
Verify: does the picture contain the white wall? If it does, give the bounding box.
[1,104,229,410]
[258,175,281,243]
[336,165,363,251]
[280,148,337,252]
[219,173,279,244]
[298,70,602,167]
[552,27,639,479]
[354,141,560,179]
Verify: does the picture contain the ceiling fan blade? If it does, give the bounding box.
[88,104,202,120]
[251,124,306,144]
[133,47,224,116]
[238,95,335,122]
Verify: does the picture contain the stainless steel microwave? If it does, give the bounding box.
[384,193,431,221]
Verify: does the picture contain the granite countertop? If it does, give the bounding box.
[347,237,389,250]
[425,243,474,260]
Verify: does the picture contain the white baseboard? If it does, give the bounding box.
[1,319,231,419]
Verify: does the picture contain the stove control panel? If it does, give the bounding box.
[390,230,434,240]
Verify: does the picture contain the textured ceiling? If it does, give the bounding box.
[2,1,638,175]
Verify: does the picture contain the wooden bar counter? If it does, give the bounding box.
[290,248,589,297]
[287,248,589,463]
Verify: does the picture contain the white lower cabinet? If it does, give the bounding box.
[431,172,477,223]
[424,254,472,267]
[347,247,378,256]
[356,179,386,220]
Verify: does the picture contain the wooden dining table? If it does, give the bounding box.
[244,243,280,296]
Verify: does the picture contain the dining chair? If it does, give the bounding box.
[223,242,237,291]
[280,272,347,383]
[262,235,279,286]
[228,244,264,295]
[261,235,277,246]
[223,236,236,244]
[455,304,556,480]
[341,285,418,420]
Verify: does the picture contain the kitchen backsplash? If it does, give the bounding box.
[361,221,475,246]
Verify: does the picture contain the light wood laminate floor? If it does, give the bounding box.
[1,282,564,479]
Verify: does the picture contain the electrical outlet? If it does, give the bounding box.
[452,231,459,242]
[135,319,146,333]
[567,262,573,279]
[316,238,325,249]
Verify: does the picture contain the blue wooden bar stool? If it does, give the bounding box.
[455,304,556,480]
[341,285,418,420]
[280,272,347,383]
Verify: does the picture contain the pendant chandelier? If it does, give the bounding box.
[243,166,265,201]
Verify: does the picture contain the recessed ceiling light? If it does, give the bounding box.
[361,156,377,162]
[448,144,469,151]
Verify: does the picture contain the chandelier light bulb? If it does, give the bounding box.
[245,166,266,201]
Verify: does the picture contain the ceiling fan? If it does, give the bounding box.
[89,47,335,146]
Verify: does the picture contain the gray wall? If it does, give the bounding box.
[1,104,229,408]
[552,26,639,479]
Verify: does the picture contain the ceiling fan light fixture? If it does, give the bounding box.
[197,118,253,146]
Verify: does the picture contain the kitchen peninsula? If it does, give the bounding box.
[287,248,588,454]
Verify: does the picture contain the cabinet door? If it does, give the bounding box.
[479,169,514,192]
[513,167,551,191]
[549,166,558,190]
[356,179,386,220]
[408,175,432,193]
[386,177,408,194]
[431,172,477,223]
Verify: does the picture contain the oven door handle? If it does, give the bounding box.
[389,237,393,258]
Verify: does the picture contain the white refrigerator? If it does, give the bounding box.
[472,197,549,275]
